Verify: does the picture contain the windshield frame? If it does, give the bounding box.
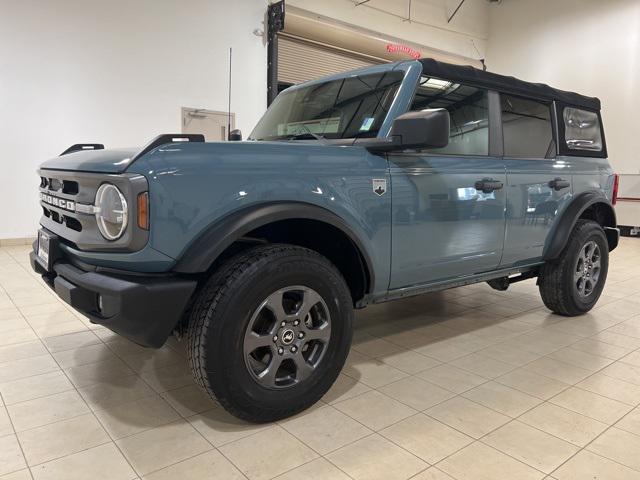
[248,61,422,142]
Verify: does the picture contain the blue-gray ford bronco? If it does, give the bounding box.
[31,58,619,422]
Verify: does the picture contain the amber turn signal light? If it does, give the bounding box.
[137,192,149,230]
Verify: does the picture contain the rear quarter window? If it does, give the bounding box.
[563,107,603,152]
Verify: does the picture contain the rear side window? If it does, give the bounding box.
[501,95,553,158]
[409,77,489,156]
[563,107,603,152]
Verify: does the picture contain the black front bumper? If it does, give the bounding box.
[30,249,197,348]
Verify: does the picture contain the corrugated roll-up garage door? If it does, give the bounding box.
[278,34,384,85]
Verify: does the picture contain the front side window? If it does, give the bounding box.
[408,77,489,156]
[501,95,553,157]
[563,107,602,152]
[250,71,404,141]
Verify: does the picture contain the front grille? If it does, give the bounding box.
[38,169,149,252]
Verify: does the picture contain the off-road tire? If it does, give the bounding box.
[538,220,608,316]
[186,244,353,423]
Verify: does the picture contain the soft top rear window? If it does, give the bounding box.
[563,107,603,152]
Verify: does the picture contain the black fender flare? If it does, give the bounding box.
[543,191,618,260]
[172,201,375,293]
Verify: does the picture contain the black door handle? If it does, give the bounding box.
[475,178,504,193]
[549,178,570,191]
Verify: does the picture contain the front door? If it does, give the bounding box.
[389,80,506,289]
[499,95,572,267]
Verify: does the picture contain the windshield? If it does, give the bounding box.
[250,70,405,141]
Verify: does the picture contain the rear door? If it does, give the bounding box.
[500,95,573,267]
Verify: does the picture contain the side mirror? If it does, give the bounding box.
[228,129,242,141]
[390,108,450,150]
[360,108,450,152]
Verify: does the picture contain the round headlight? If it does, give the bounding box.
[95,183,128,240]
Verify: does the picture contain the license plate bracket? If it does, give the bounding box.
[36,229,56,272]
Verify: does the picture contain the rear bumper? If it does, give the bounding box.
[30,250,197,348]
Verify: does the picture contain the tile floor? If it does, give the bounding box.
[1,238,640,479]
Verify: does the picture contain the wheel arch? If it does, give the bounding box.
[172,202,375,305]
[543,191,618,260]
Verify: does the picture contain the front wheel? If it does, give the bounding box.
[538,219,609,316]
[186,244,353,422]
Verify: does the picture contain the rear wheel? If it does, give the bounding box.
[186,244,353,422]
[538,219,609,316]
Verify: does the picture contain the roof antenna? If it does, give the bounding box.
[227,47,232,140]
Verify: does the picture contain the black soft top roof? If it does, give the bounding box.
[419,58,600,111]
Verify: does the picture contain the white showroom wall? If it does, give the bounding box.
[485,0,640,174]
[0,0,267,239]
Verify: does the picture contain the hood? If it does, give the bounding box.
[39,148,139,173]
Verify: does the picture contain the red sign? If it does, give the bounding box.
[386,43,422,60]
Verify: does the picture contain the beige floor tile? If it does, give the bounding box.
[523,357,592,385]
[43,331,101,353]
[416,364,487,394]
[0,469,32,480]
[333,390,417,431]
[621,350,640,367]
[322,374,371,405]
[587,427,640,471]
[519,402,608,447]
[379,349,441,374]
[425,397,510,439]
[547,347,613,372]
[30,443,136,480]
[568,338,633,360]
[496,369,570,400]
[7,390,89,431]
[65,358,135,388]
[478,342,541,367]
[461,381,542,417]
[378,376,456,411]
[0,354,58,383]
[616,407,640,436]
[552,450,640,480]
[137,363,194,393]
[94,395,181,439]
[592,331,640,350]
[343,357,409,388]
[0,318,30,334]
[576,372,640,405]
[52,343,116,369]
[437,442,543,480]
[450,353,516,379]
[188,407,271,447]
[220,425,318,480]
[410,467,457,480]
[380,413,472,464]
[0,371,73,405]
[352,337,404,358]
[280,404,371,454]
[158,384,218,417]
[273,457,350,480]
[483,421,579,473]
[0,434,27,476]
[0,341,47,364]
[326,434,428,480]
[120,348,184,374]
[0,407,12,436]
[600,361,640,386]
[32,320,88,338]
[549,387,632,424]
[17,414,110,466]
[78,375,156,411]
[116,420,211,476]
[24,310,79,328]
[142,449,244,480]
[0,329,38,347]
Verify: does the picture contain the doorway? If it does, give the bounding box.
[181,107,235,141]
